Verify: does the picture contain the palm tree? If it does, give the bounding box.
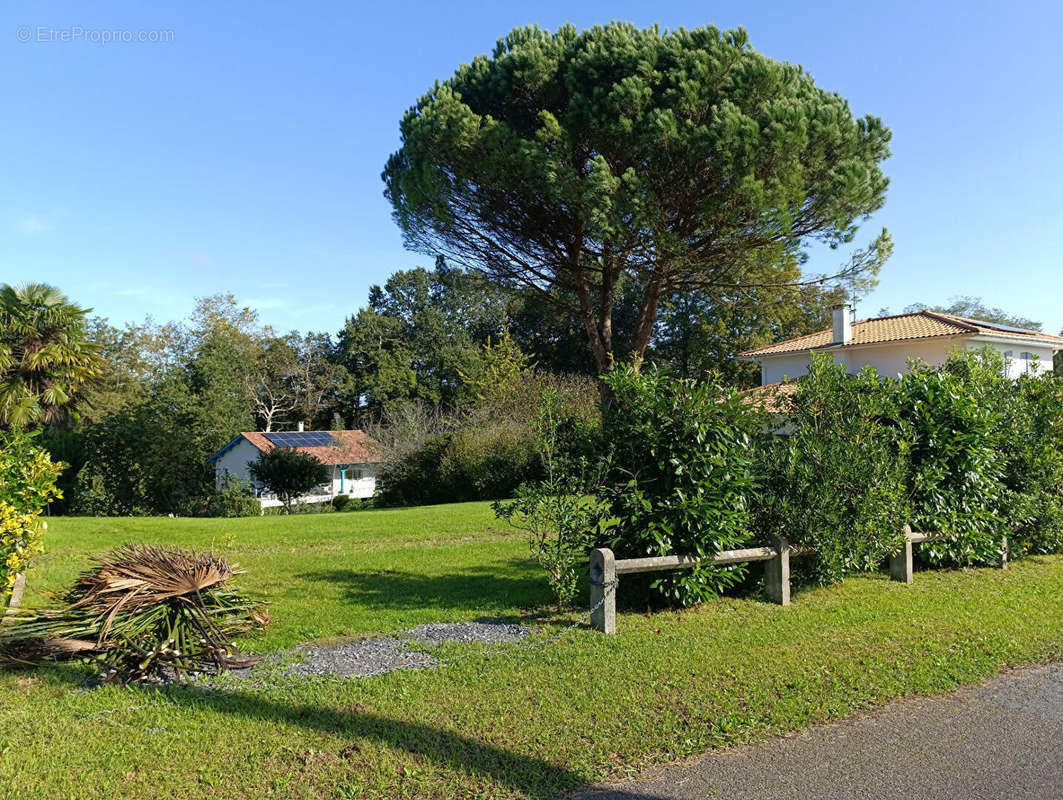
[0,283,103,428]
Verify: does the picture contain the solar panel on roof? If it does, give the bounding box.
[951,316,1041,336]
[265,432,337,447]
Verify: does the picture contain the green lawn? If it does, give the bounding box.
[26,503,546,651]
[4,504,1063,799]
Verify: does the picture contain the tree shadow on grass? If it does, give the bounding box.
[298,560,552,615]
[21,663,673,800]
[144,683,621,800]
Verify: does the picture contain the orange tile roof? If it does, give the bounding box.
[738,311,1063,357]
[240,430,382,464]
[741,381,797,413]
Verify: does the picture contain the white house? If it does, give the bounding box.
[739,305,1063,392]
[208,428,382,509]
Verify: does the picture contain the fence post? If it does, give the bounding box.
[590,548,616,634]
[999,536,1008,570]
[890,524,914,584]
[6,572,25,613]
[764,537,790,606]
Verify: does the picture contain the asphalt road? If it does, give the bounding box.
[569,663,1063,800]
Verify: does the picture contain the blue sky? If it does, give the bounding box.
[3,1,1062,335]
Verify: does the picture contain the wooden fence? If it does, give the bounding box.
[590,525,1008,634]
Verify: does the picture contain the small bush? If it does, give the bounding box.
[375,368,602,507]
[440,423,541,500]
[208,475,260,518]
[494,388,610,607]
[331,494,351,511]
[376,434,455,506]
[0,430,61,601]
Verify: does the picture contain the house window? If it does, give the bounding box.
[1020,352,1035,374]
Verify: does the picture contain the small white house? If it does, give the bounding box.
[740,305,1063,391]
[208,429,382,509]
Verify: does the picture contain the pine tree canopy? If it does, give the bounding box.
[384,22,892,374]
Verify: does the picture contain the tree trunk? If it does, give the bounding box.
[629,277,664,369]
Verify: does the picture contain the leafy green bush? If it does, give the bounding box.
[440,423,541,500]
[208,475,260,518]
[996,370,1063,556]
[376,433,456,506]
[331,494,351,511]
[753,355,908,585]
[600,365,764,606]
[0,430,61,601]
[895,351,1009,566]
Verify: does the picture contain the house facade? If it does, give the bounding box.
[739,305,1063,387]
[209,428,382,509]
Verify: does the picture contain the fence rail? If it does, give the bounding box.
[590,525,1008,634]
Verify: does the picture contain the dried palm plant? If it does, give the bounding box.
[0,544,267,683]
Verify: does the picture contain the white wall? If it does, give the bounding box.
[330,463,378,500]
[213,438,379,506]
[757,336,1056,384]
[213,437,263,487]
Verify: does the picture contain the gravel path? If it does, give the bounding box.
[402,620,530,646]
[283,620,531,679]
[288,636,437,678]
[568,663,1063,800]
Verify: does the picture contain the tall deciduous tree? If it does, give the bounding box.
[0,283,103,428]
[384,23,892,376]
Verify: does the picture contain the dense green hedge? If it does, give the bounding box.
[753,357,908,585]
[592,349,1063,605]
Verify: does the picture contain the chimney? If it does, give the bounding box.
[297,421,305,432]
[831,303,853,345]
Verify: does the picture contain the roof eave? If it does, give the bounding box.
[967,333,1063,351]
[208,434,247,464]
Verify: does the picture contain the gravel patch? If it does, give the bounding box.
[402,620,531,646]
[277,620,532,680]
[287,637,438,679]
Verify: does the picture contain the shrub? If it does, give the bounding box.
[375,368,602,507]
[440,423,541,500]
[600,365,765,606]
[331,494,351,511]
[376,433,456,506]
[208,475,260,518]
[895,351,1009,566]
[494,388,611,607]
[0,430,61,601]
[997,371,1063,556]
[753,355,909,585]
